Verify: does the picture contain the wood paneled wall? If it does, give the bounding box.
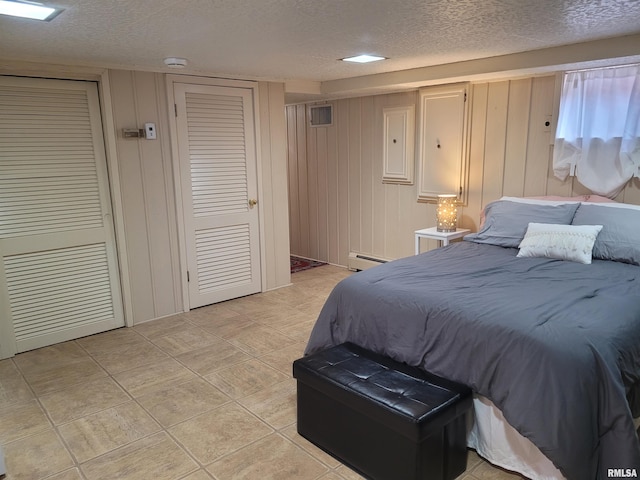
[257,82,292,291]
[287,90,436,265]
[109,70,182,323]
[287,74,640,266]
[110,71,290,325]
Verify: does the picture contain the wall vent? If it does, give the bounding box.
[309,104,333,127]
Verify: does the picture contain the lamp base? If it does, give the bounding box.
[436,227,456,233]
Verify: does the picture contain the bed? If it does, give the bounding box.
[304,197,640,480]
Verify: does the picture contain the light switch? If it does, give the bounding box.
[144,123,157,140]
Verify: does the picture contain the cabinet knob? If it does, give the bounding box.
[248,199,258,208]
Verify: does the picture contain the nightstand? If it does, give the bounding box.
[414,227,471,254]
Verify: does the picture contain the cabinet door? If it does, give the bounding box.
[382,105,415,185]
[417,83,469,202]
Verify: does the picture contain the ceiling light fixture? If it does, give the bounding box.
[341,54,386,64]
[0,0,62,21]
[163,57,188,69]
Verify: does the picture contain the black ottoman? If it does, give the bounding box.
[293,343,472,480]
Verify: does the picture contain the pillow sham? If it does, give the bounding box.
[465,199,580,248]
[517,223,602,264]
[478,196,582,229]
[571,202,640,265]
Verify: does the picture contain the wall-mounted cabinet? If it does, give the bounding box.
[417,83,469,203]
[382,105,415,185]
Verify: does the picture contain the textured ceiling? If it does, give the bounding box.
[1,0,640,89]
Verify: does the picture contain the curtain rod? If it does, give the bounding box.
[567,62,640,74]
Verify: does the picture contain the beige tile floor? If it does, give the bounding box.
[0,264,525,480]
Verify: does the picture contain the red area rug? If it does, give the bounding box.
[290,256,327,274]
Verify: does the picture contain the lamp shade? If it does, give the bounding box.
[436,194,458,232]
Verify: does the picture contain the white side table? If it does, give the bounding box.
[414,227,471,254]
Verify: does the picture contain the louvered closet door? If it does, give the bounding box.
[174,83,260,308]
[0,76,124,359]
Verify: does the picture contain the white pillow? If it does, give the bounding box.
[517,223,603,264]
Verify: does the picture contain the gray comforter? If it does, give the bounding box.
[305,241,640,480]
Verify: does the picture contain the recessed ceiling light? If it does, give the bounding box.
[0,0,62,21]
[341,54,386,64]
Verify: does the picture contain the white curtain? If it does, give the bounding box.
[553,64,640,198]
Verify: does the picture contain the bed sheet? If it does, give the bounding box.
[305,241,640,479]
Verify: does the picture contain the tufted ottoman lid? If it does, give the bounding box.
[293,343,472,442]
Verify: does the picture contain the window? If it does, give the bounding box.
[553,64,640,198]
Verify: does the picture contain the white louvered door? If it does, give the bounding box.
[174,83,261,308]
[0,76,124,358]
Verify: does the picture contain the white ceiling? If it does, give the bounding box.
[1,0,640,102]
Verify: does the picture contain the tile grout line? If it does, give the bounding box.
[3,267,501,480]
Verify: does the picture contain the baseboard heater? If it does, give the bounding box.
[348,252,390,271]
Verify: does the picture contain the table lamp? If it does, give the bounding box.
[436,194,458,232]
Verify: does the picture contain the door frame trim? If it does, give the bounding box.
[165,74,266,312]
[100,71,134,326]
[0,64,135,334]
